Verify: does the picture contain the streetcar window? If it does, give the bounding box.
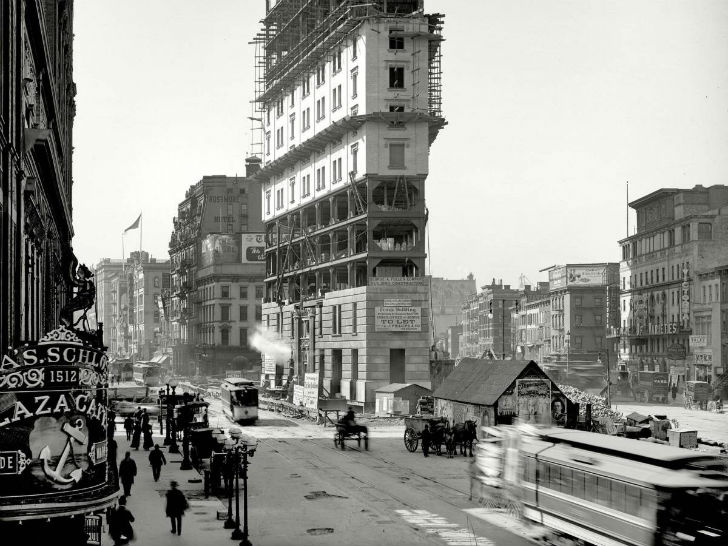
[624,484,640,515]
[538,461,549,484]
[638,488,657,520]
[572,469,585,500]
[597,477,611,507]
[584,473,597,503]
[611,480,626,512]
[521,456,535,483]
[559,467,573,496]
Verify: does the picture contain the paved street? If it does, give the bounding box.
[114,407,538,546]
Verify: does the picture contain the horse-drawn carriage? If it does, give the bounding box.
[403,416,478,457]
[333,421,369,450]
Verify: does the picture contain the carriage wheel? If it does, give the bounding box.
[404,428,418,452]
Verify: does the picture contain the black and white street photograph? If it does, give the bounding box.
[1,1,728,545]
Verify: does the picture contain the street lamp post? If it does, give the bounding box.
[222,440,236,530]
[238,441,256,546]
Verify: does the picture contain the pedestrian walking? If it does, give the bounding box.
[124,416,134,441]
[165,480,189,536]
[118,452,137,497]
[109,495,135,545]
[134,407,143,421]
[148,444,167,482]
[130,420,142,450]
[422,424,431,458]
[142,422,154,450]
[108,409,117,433]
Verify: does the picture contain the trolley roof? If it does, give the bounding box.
[518,437,728,490]
[222,377,257,388]
[536,428,720,470]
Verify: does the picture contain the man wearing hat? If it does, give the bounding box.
[165,480,189,535]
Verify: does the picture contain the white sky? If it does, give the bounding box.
[72,0,728,289]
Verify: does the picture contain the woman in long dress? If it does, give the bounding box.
[142,422,154,450]
[130,419,142,449]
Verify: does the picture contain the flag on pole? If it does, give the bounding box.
[124,213,141,233]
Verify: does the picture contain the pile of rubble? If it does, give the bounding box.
[558,385,623,422]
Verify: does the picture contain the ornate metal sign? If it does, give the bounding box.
[0,325,117,520]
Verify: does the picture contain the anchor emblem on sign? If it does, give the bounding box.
[39,418,86,485]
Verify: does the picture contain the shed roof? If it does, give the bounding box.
[375,383,428,393]
[433,358,548,406]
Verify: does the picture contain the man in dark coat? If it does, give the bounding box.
[422,424,431,458]
[148,444,167,482]
[165,480,189,535]
[118,452,137,497]
[109,495,135,545]
[123,416,134,441]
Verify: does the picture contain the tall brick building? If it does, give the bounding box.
[613,185,728,396]
[168,168,265,376]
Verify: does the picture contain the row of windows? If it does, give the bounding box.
[266,28,408,126]
[621,222,712,260]
[198,285,265,301]
[520,456,656,519]
[624,261,691,290]
[198,327,251,348]
[200,304,261,323]
[264,303,359,337]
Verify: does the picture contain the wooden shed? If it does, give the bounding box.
[374,383,431,417]
[432,358,569,430]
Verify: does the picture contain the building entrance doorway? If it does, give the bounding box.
[331,349,342,395]
[390,348,405,383]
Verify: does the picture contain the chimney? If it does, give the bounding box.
[245,156,262,177]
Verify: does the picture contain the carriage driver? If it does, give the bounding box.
[343,407,357,433]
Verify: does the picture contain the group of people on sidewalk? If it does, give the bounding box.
[124,407,155,451]
[110,430,190,544]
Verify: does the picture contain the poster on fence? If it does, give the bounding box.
[303,372,320,410]
[293,385,304,407]
[516,378,551,424]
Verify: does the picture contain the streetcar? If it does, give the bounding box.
[472,426,728,546]
[220,377,259,424]
[132,362,162,387]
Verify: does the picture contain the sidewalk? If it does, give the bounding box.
[112,425,235,546]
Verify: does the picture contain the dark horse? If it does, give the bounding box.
[428,419,449,456]
[451,420,478,456]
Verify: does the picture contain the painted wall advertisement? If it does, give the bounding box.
[566,266,606,287]
[0,326,115,518]
[241,233,265,264]
[548,267,567,290]
[303,372,320,410]
[375,306,422,332]
[200,234,239,266]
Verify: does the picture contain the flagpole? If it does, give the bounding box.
[139,212,143,257]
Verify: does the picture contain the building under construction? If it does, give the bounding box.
[251,0,445,411]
